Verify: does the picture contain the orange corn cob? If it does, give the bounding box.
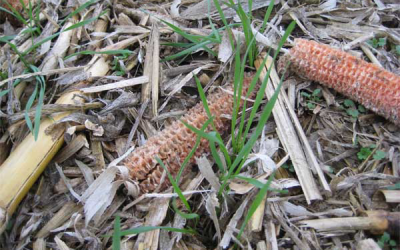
[123,75,254,193]
[288,38,400,126]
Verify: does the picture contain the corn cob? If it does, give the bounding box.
[123,75,254,193]
[287,38,400,126]
[0,0,31,25]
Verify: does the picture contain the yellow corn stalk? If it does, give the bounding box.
[0,57,109,234]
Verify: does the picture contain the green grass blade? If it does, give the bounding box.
[181,121,222,146]
[20,26,39,36]
[231,30,255,153]
[233,34,258,152]
[150,14,216,56]
[236,1,254,65]
[237,171,275,240]
[24,12,105,56]
[120,226,196,236]
[172,198,199,220]
[230,28,259,153]
[0,79,21,98]
[188,76,232,166]
[65,11,107,32]
[20,65,46,141]
[23,28,78,57]
[34,0,41,33]
[230,38,242,151]
[18,0,27,13]
[207,0,221,43]
[5,40,29,67]
[1,0,27,25]
[162,22,239,61]
[25,0,34,29]
[219,68,284,195]
[0,35,16,43]
[181,120,231,167]
[185,121,232,168]
[60,0,99,25]
[161,42,194,48]
[65,49,133,60]
[162,40,215,61]
[210,141,224,173]
[236,175,265,188]
[156,157,192,212]
[236,41,272,144]
[24,83,38,133]
[248,0,253,21]
[241,20,296,149]
[176,115,215,182]
[235,175,288,194]
[212,0,234,48]
[213,0,229,28]
[0,89,9,98]
[234,75,283,174]
[149,10,224,44]
[176,137,200,182]
[260,0,274,33]
[194,74,219,134]
[33,74,45,140]
[0,6,18,20]
[236,51,269,149]
[112,216,121,250]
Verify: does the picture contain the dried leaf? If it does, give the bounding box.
[205,193,221,242]
[197,156,220,191]
[84,120,104,137]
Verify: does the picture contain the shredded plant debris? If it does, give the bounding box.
[0,0,399,249]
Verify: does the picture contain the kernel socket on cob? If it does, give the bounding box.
[287,38,400,126]
[123,75,254,193]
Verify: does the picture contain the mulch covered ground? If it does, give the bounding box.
[0,0,399,249]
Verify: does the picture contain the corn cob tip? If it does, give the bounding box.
[288,38,400,126]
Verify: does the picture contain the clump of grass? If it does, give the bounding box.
[156,0,276,65]
[112,0,295,248]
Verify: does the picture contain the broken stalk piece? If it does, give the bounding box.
[299,210,400,238]
[0,57,109,234]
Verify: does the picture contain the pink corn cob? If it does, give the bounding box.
[288,38,400,125]
[123,75,254,193]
